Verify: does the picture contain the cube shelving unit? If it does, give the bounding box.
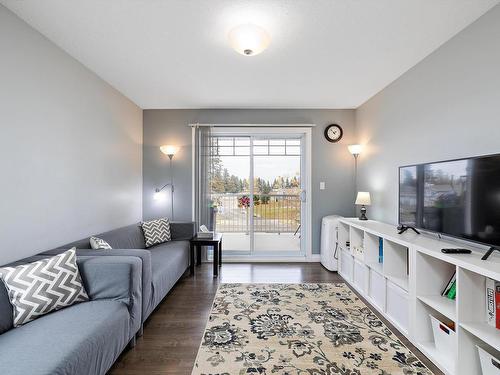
[337,218,500,375]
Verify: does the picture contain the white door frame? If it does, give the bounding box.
[191,126,313,262]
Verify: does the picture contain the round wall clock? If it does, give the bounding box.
[324,124,343,143]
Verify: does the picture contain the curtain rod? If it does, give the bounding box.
[188,123,316,128]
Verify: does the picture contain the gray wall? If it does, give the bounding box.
[143,109,356,254]
[355,5,500,224]
[0,6,143,265]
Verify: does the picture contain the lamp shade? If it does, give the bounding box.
[160,145,178,156]
[153,190,167,202]
[355,192,371,205]
[348,144,363,156]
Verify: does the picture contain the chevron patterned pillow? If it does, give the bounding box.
[141,217,171,248]
[0,248,89,327]
[89,236,112,250]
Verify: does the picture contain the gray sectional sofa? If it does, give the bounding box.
[43,221,195,326]
[0,221,195,375]
[0,255,142,375]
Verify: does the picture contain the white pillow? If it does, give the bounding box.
[89,236,112,250]
[0,248,89,327]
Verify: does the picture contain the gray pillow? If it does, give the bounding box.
[141,217,171,248]
[0,248,89,327]
[89,236,112,250]
[0,282,13,334]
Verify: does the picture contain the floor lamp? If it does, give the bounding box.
[348,144,363,214]
[154,145,178,220]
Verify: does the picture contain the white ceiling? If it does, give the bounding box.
[2,0,498,109]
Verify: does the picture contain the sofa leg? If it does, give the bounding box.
[137,324,144,337]
[128,336,137,349]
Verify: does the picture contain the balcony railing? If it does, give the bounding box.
[212,193,300,233]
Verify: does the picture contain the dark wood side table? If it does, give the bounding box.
[189,233,223,277]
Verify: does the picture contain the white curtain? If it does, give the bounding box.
[194,126,213,230]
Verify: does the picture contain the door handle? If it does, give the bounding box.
[299,190,306,202]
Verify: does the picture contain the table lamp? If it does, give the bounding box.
[355,192,371,221]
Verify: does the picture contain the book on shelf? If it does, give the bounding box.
[486,278,500,329]
[441,272,456,299]
[497,283,500,329]
[378,237,383,263]
[446,281,456,300]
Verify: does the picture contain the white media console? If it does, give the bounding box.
[337,218,500,375]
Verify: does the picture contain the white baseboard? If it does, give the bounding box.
[211,254,321,263]
[309,254,321,262]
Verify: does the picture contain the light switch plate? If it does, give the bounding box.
[320,182,326,190]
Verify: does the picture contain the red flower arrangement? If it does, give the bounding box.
[238,195,250,208]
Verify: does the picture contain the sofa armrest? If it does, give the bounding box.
[77,256,140,303]
[26,249,154,322]
[77,255,142,336]
[170,221,196,240]
[74,249,152,321]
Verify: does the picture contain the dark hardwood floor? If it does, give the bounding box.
[109,263,442,375]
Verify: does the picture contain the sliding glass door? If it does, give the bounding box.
[209,129,308,258]
[210,136,252,253]
[252,137,302,255]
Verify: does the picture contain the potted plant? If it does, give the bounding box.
[209,197,221,232]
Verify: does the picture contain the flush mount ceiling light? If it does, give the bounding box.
[228,24,271,56]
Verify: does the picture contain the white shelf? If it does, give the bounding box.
[352,250,364,261]
[418,295,456,321]
[366,295,384,314]
[417,341,455,375]
[386,274,409,291]
[337,218,500,375]
[460,322,500,350]
[363,231,382,265]
[339,218,500,281]
[385,313,409,337]
[366,262,383,275]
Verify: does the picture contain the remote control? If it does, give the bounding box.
[441,248,472,254]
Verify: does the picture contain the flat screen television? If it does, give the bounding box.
[399,153,500,247]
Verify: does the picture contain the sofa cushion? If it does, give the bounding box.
[170,222,196,240]
[56,237,92,251]
[89,236,112,250]
[141,218,171,248]
[0,300,129,375]
[0,249,88,327]
[97,224,146,250]
[149,241,189,309]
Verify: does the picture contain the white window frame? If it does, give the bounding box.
[191,125,313,262]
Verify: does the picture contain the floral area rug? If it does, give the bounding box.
[192,283,433,375]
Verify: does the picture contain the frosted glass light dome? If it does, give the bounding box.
[228,24,271,56]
